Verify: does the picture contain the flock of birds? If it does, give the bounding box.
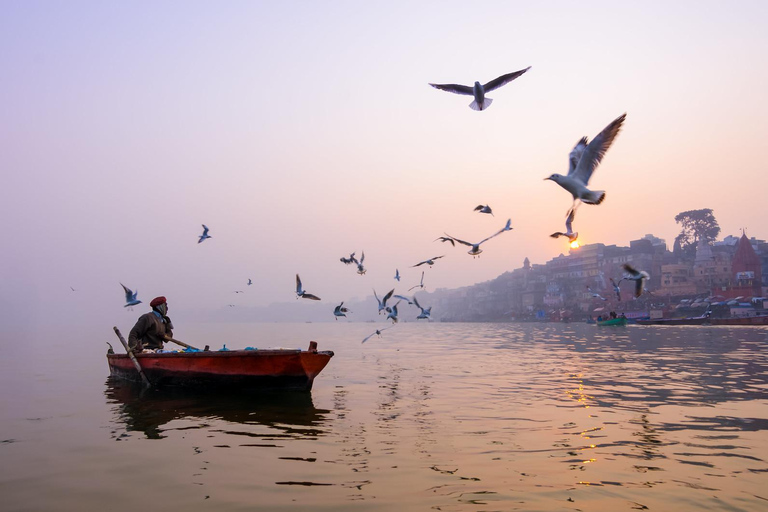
[120,66,651,343]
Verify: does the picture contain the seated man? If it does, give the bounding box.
[128,296,174,351]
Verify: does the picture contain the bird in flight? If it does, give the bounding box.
[413,296,432,320]
[247,278,252,286]
[609,278,623,301]
[474,204,494,216]
[340,252,357,265]
[434,236,456,247]
[333,302,350,320]
[622,264,649,298]
[121,283,141,308]
[198,224,211,243]
[587,286,608,301]
[444,218,513,257]
[545,113,626,217]
[386,301,402,323]
[295,274,321,300]
[374,288,395,315]
[394,269,400,281]
[362,325,394,344]
[356,251,366,275]
[429,66,531,111]
[550,208,578,244]
[409,271,426,292]
[413,255,445,268]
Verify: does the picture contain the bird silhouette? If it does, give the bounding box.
[429,67,531,111]
[198,224,211,243]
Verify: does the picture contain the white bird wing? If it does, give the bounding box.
[429,83,474,95]
[482,66,531,92]
[570,113,626,185]
[412,295,422,310]
[565,209,575,233]
[201,224,209,236]
[567,137,588,176]
[295,274,303,294]
[478,221,512,245]
[373,288,381,306]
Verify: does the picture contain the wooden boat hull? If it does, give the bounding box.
[709,316,768,326]
[597,318,628,326]
[636,316,710,326]
[107,348,334,391]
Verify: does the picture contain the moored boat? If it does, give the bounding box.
[597,317,627,326]
[709,315,768,326]
[636,315,711,326]
[107,341,334,391]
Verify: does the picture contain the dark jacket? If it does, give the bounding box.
[128,311,174,350]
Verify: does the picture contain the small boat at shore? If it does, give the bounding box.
[597,317,627,326]
[107,341,334,391]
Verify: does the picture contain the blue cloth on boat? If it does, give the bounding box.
[218,344,230,351]
[183,347,200,352]
[244,347,257,351]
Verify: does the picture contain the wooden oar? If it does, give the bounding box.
[164,336,201,351]
[113,326,151,388]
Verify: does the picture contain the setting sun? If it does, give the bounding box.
[570,240,580,249]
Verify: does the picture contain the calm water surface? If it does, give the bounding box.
[2,322,768,511]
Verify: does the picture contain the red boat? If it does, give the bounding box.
[107,341,334,391]
[709,315,768,326]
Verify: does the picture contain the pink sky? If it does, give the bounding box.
[1,1,766,329]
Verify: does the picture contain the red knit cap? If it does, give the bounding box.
[150,296,167,307]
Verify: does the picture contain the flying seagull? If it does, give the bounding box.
[587,286,608,301]
[622,264,649,298]
[394,269,400,281]
[413,255,445,268]
[333,302,350,320]
[340,252,357,265]
[198,224,211,243]
[295,274,321,300]
[545,113,627,216]
[374,288,395,315]
[247,278,252,286]
[121,283,141,308]
[434,236,456,247]
[474,204,494,216]
[413,296,432,320]
[445,218,513,257]
[356,251,366,275]
[429,66,531,111]
[386,301,402,323]
[609,278,623,301]
[550,208,578,243]
[409,271,426,292]
[362,325,394,344]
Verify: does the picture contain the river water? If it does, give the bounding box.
[1,322,767,511]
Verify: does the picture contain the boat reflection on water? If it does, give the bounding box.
[104,378,332,440]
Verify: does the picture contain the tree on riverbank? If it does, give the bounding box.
[674,208,720,259]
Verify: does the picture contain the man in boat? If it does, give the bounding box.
[128,296,174,352]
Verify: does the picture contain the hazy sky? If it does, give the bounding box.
[2,1,766,329]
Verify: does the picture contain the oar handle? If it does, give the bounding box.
[164,336,201,351]
[113,327,151,388]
